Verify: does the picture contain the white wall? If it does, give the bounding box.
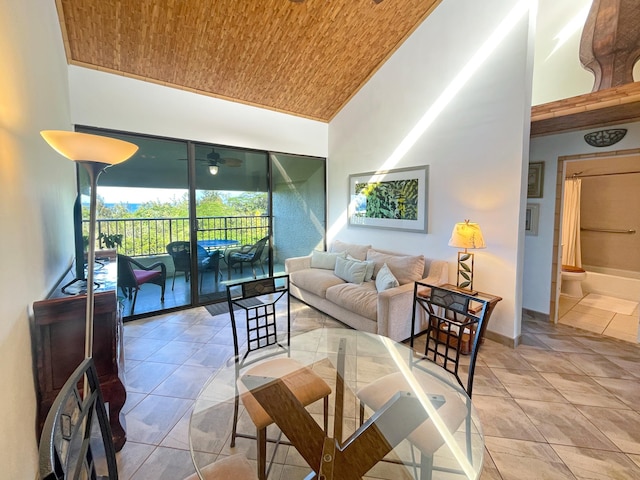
[69,67,328,158]
[329,0,535,341]
[524,120,640,314]
[0,0,76,477]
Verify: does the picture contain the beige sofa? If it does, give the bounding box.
[285,240,448,342]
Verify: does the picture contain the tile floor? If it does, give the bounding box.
[558,293,639,344]
[116,299,640,479]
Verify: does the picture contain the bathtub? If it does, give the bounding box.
[582,265,640,302]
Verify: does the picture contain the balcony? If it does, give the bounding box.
[87,214,276,318]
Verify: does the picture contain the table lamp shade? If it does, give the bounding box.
[40,130,138,165]
[448,220,486,250]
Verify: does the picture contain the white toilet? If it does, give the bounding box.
[561,265,587,298]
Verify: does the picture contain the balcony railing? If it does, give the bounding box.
[87,215,269,257]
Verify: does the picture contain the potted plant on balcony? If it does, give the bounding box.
[98,232,123,250]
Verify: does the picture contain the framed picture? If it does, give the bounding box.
[525,203,539,236]
[348,165,429,233]
[528,162,544,198]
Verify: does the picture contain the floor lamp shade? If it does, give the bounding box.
[448,220,485,294]
[41,130,138,364]
[40,130,138,165]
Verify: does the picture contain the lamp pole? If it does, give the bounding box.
[81,161,108,360]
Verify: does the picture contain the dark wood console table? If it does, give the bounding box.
[32,250,127,450]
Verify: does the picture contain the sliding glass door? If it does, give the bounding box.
[75,126,324,319]
[192,143,269,302]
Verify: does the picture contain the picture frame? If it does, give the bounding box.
[525,203,539,236]
[528,162,544,198]
[348,165,429,233]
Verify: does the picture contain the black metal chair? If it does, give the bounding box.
[166,241,221,292]
[38,358,118,480]
[227,275,331,480]
[117,254,166,314]
[39,358,257,480]
[357,283,491,480]
[226,236,268,280]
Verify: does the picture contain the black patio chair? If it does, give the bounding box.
[226,236,268,280]
[117,254,166,314]
[166,241,221,292]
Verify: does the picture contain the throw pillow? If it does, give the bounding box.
[366,250,425,285]
[311,250,347,270]
[346,254,375,282]
[330,240,372,261]
[375,263,399,292]
[334,256,368,284]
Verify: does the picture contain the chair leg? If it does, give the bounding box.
[323,396,329,433]
[171,271,176,290]
[131,288,138,315]
[257,427,267,480]
[420,452,434,480]
[230,396,239,448]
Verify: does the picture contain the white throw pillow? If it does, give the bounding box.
[346,255,375,282]
[375,263,400,292]
[310,250,347,270]
[334,256,368,284]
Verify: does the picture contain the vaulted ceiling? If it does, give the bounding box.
[56,0,442,122]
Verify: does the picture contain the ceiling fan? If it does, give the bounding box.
[179,148,242,175]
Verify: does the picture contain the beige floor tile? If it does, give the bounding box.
[116,441,155,480]
[551,445,640,480]
[576,405,640,454]
[471,396,545,442]
[484,436,576,480]
[539,372,629,408]
[516,349,584,374]
[128,445,203,480]
[592,377,640,412]
[558,311,609,334]
[125,394,192,445]
[515,399,618,450]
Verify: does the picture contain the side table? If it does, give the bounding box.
[415,283,502,354]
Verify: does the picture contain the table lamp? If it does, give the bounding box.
[41,130,138,363]
[448,220,485,295]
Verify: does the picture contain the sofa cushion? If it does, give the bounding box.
[366,250,425,285]
[310,250,347,270]
[330,240,371,261]
[289,268,345,298]
[325,282,378,320]
[346,255,375,281]
[334,256,368,284]
[375,263,399,292]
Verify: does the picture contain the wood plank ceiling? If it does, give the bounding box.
[56,0,442,122]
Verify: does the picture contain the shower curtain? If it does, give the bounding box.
[562,178,582,267]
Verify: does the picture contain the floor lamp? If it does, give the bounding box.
[41,131,138,362]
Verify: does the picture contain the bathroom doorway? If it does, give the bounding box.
[552,148,640,343]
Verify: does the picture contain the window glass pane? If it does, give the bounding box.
[270,152,326,274]
[76,127,192,315]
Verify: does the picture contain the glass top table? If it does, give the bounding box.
[189,328,484,479]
